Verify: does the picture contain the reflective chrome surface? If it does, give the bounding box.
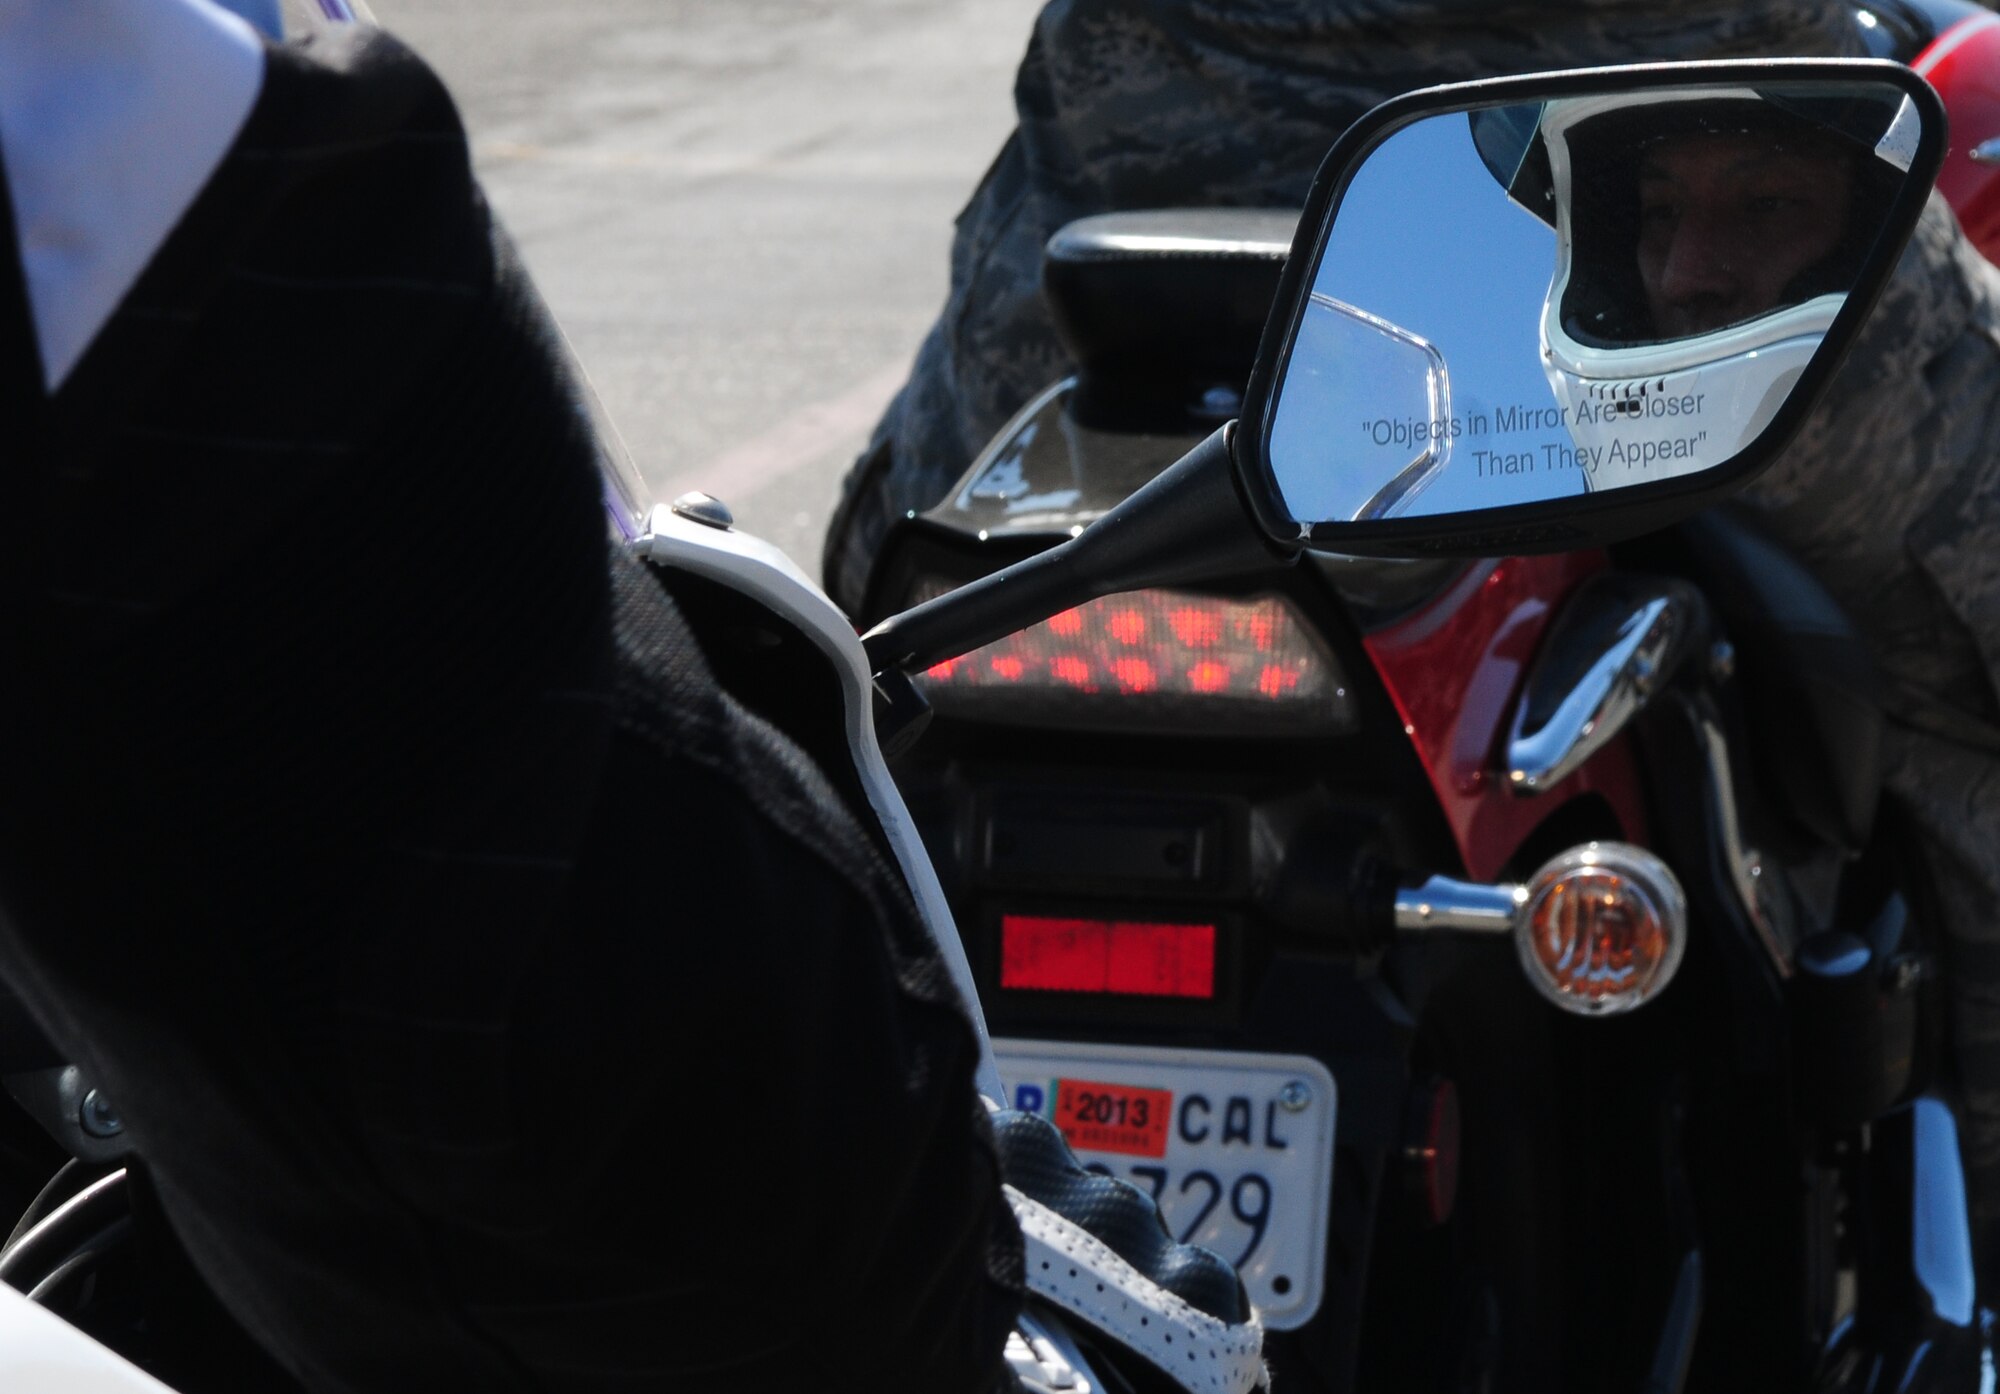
[1394,875,1527,934]
[1007,1311,1099,1394]
[1507,577,1702,793]
[1912,1097,1977,1330]
[936,378,1200,537]
[1690,701,1796,976]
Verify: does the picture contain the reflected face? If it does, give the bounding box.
[1636,131,1854,337]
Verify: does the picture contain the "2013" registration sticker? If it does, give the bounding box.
[1053,1077,1173,1158]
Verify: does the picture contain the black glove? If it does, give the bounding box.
[991,1109,1266,1394]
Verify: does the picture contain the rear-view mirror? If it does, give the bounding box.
[862,61,1943,681]
[1238,61,1944,555]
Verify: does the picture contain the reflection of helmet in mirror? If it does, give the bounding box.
[1473,88,1913,488]
[1545,90,1909,346]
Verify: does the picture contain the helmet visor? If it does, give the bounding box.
[1552,90,1910,348]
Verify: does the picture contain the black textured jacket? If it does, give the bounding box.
[0,27,1019,1392]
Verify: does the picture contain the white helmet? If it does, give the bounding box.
[1479,87,1916,491]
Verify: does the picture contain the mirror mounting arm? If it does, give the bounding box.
[861,423,1297,677]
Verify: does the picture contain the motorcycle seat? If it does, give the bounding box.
[1042,208,1296,426]
[1657,505,1886,856]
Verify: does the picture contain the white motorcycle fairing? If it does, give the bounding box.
[0,1285,177,1394]
[632,505,1008,1103]
[632,507,1266,1394]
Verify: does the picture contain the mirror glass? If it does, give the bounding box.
[1265,82,1920,527]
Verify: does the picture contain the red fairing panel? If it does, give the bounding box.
[1362,553,1649,883]
[1919,13,2000,263]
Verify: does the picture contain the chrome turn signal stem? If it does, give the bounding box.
[1391,845,1692,1018]
[1393,876,1528,935]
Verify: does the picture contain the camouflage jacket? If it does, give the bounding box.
[1746,203,2000,1193]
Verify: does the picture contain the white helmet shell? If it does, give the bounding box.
[1531,89,1897,491]
[1542,298,1836,491]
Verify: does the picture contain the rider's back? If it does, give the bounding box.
[0,13,1019,1390]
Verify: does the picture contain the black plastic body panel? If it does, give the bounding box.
[1620,506,1886,856]
[1043,209,1297,432]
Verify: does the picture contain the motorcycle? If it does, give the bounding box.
[0,44,1958,1394]
[849,32,1989,1394]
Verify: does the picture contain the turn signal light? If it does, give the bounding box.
[1515,843,1686,1016]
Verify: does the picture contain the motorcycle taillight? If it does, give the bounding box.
[908,582,1355,735]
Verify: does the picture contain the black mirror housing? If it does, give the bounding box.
[1236,60,1946,558]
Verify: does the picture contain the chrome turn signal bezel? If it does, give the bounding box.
[1513,841,1688,1016]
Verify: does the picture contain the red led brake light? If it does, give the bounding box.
[907,582,1357,735]
[919,589,1334,706]
[1000,914,1217,999]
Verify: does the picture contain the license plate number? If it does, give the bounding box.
[994,1038,1336,1329]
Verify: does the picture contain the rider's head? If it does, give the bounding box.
[1471,87,1914,482]
[1548,94,1902,348]
[1633,122,1859,338]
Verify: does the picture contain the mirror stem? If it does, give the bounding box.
[861,423,1298,677]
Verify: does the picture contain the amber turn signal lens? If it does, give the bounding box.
[1514,842,1687,1016]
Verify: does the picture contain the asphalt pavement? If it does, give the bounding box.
[368,0,1044,577]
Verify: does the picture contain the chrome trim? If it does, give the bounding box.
[1911,1097,1978,1329]
[1051,208,1299,261]
[1394,875,1526,934]
[669,491,734,530]
[1087,229,1292,258]
[1314,294,1452,523]
[948,377,1076,515]
[1690,703,1795,977]
[1507,577,1702,795]
[1008,1311,1097,1394]
[1647,1249,1702,1394]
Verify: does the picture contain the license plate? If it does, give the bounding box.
[994,1037,1336,1329]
